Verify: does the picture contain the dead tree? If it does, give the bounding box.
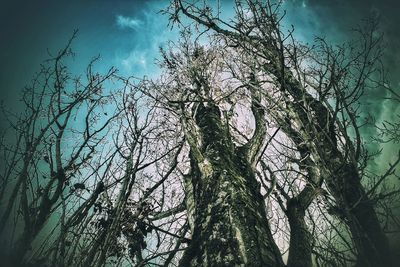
[166,0,398,266]
[0,35,189,267]
[143,34,285,266]
[0,32,122,266]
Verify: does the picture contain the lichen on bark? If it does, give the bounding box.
[179,102,284,267]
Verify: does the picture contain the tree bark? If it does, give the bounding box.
[179,102,283,267]
[286,185,316,267]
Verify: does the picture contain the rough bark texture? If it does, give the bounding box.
[286,186,315,267]
[179,102,283,267]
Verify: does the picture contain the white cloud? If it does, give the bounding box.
[120,50,148,73]
[116,15,143,30]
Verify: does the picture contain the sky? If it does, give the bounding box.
[0,0,173,104]
[0,0,399,165]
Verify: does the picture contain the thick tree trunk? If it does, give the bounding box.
[287,207,312,267]
[180,103,283,267]
[329,163,393,267]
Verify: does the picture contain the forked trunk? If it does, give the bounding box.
[180,103,283,267]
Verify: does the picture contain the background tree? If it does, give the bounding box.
[0,34,185,267]
[0,31,124,265]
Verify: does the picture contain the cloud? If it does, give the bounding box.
[120,50,148,74]
[116,15,143,30]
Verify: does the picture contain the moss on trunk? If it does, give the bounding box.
[180,103,283,267]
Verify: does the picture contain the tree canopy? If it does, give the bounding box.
[0,1,399,267]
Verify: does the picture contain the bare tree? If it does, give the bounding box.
[0,33,189,267]
[2,1,399,266]
[164,0,399,266]
[0,31,128,266]
[140,34,287,266]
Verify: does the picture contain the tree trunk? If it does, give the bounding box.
[329,163,393,267]
[286,186,315,267]
[179,103,283,267]
[282,76,392,266]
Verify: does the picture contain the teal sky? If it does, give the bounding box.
[0,0,174,104]
[0,0,399,167]
[1,0,399,97]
